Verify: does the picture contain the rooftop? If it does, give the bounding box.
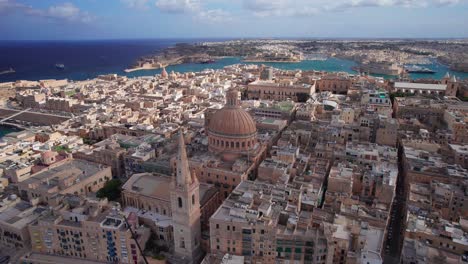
[394,82,447,91]
[20,159,109,192]
[122,173,172,201]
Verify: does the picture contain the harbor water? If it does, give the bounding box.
[1,40,467,82]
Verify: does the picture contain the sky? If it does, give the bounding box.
[0,0,467,40]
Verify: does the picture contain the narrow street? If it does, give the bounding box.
[384,146,407,264]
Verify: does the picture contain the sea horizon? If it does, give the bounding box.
[2,36,468,41]
[1,38,467,82]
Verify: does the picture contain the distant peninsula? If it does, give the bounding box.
[125,39,468,73]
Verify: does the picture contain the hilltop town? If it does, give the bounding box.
[0,64,467,264]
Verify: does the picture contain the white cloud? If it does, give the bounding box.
[243,0,318,17]
[0,0,23,14]
[242,0,329,16]
[435,0,462,5]
[243,0,289,12]
[45,2,94,23]
[155,0,200,13]
[326,0,429,11]
[154,0,233,22]
[121,0,150,10]
[242,0,465,17]
[0,0,94,23]
[196,8,232,22]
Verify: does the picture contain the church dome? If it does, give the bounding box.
[207,89,257,154]
[208,108,256,137]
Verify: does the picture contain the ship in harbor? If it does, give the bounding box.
[404,65,436,74]
[0,67,15,75]
[199,59,216,64]
[355,61,403,76]
[55,63,65,70]
[356,62,403,76]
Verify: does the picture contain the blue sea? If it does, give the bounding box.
[1,39,467,82]
[0,125,18,138]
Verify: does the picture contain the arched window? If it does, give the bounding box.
[192,194,195,205]
[178,197,183,208]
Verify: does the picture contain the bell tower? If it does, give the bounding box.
[170,131,202,263]
[225,88,241,108]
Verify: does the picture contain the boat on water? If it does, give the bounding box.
[0,67,15,75]
[199,59,216,64]
[404,65,436,74]
[55,63,65,70]
[357,61,403,76]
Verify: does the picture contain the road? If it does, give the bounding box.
[0,107,71,119]
[383,145,407,264]
[0,108,31,123]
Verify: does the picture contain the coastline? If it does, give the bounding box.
[124,65,161,73]
[243,59,302,63]
[0,69,15,75]
[0,124,22,138]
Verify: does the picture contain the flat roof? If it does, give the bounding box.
[122,173,171,201]
[394,82,447,91]
[122,173,217,206]
[20,159,108,192]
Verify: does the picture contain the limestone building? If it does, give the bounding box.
[247,80,315,102]
[189,88,266,198]
[24,197,149,264]
[170,132,203,263]
[17,159,112,204]
[209,180,335,263]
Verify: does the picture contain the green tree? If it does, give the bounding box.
[96,179,122,201]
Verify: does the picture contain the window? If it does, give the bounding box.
[180,239,185,249]
[178,197,183,208]
[192,194,195,205]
